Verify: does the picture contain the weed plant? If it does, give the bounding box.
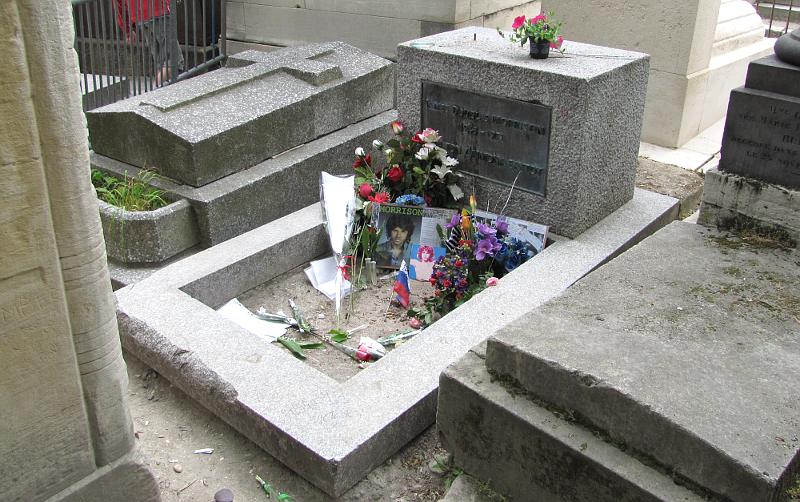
[91,168,167,211]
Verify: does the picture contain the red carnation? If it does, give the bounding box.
[368,191,390,204]
[358,183,373,198]
[386,165,404,183]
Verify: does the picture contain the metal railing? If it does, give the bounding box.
[72,0,226,110]
[753,0,797,37]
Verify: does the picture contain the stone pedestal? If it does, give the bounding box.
[543,0,774,148]
[397,27,649,238]
[700,54,800,242]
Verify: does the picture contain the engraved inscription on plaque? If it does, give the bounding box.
[721,92,800,189]
[421,82,551,196]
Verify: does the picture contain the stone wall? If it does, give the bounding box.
[0,1,158,500]
[226,0,541,58]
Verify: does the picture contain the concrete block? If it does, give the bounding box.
[485,221,800,502]
[438,350,707,502]
[699,167,800,243]
[397,28,649,238]
[92,110,397,247]
[87,42,393,187]
[98,198,200,264]
[53,450,160,502]
[114,190,677,495]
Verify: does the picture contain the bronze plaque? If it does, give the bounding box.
[421,81,551,196]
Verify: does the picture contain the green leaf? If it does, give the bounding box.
[277,337,306,359]
[298,341,324,349]
[328,328,349,343]
[277,494,296,502]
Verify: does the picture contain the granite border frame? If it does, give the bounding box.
[115,189,678,496]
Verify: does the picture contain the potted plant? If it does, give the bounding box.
[500,12,565,59]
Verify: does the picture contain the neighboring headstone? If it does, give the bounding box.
[719,55,800,189]
[701,52,800,242]
[87,42,394,187]
[397,27,649,238]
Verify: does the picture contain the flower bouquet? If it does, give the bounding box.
[499,12,565,58]
[408,196,545,325]
[347,121,464,283]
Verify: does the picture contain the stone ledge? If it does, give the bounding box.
[98,198,199,264]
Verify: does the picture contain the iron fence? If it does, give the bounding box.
[72,0,226,110]
[753,0,797,37]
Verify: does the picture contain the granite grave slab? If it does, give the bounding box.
[397,28,650,238]
[448,221,800,502]
[87,42,394,187]
[115,189,678,496]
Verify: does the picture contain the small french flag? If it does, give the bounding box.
[393,260,411,308]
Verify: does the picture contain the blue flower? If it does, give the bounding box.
[395,194,426,206]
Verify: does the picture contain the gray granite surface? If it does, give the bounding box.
[397,27,650,238]
[114,190,677,496]
[87,42,394,187]
[484,221,800,502]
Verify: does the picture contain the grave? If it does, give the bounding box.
[87,42,395,264]
[396,27,650,238]
[438,221,799,501]
[111,34,680,497]
[700,45,800,242]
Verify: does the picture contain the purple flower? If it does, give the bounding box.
[496,217,509,234]
[475,235,501,260]
[477,223,496,237]
[446,214,461,230]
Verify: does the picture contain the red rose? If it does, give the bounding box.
[390,120,405,135]
[411,133,424,143]
[368,191,390,204]
[358,183,373,198]
[353,153,372,169]
[386,165,404,183]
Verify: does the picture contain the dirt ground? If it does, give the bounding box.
[127,352,450,502]
[237,266,434,382]
[126,265,449,502]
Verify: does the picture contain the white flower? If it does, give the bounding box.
[372,139,384,149]
[354,147,366,157]
[430,165,452,179]
[415,147,431,161]
[384,148,393,156]
[444,156,459,167]
[420,128,441,143]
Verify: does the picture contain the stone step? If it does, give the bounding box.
[438,348,708,502]
[483,221,800,502]
[757,2,800,23]
[86,41,393,187]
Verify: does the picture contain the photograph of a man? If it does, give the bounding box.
[374,212,419,269]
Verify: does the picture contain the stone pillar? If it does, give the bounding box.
[542,0,774,148]
[0,1,158,500]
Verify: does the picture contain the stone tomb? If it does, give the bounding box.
[115,190,678,497]
[397,27,650,238]
[87,41,394,187]
[86,42,395,261]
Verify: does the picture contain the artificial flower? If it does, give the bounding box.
[358,183,373,199]
[391,120,405,134]
[368,191,390,204]
[415,147,431,161]
[395,194,426,206]
[386,165,404,182]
